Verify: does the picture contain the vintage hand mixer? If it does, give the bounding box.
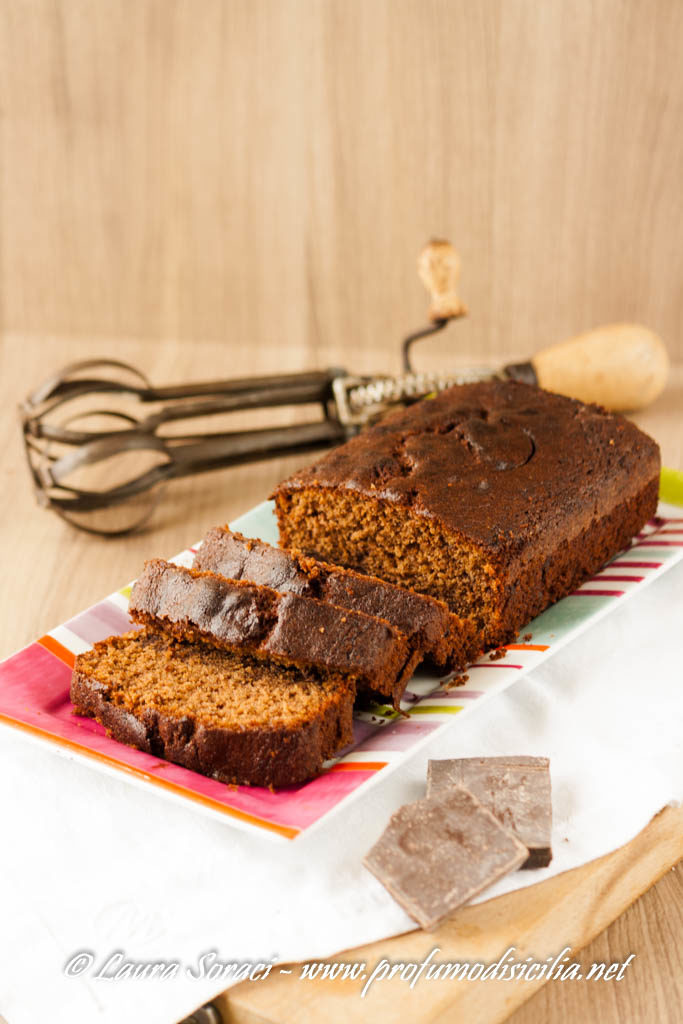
[20,241,668,535]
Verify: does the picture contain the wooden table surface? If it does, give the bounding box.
[1,334,682,1024]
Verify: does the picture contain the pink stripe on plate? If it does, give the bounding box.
[637,540,683,547]
[354,720,440,752]
[66,601,137,645]
[469,663,523,670]
[0,643,73,720]
[590,574,644,582]
[571,588,625,597]
[609,560,662,569]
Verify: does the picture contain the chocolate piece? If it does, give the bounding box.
[427,756,553,868]
[363,787,528,930]
[129,559,419,706]
[194,526,478,670]
[273,379,660,648]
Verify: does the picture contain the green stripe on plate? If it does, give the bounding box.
[409,705,464,715]
[660,467,683,508]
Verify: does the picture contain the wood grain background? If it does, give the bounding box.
[1,0,683,368]
[1,4,682,1024]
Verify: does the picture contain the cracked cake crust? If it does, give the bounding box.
[273,380,660,646]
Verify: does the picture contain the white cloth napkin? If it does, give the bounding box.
[1,549,681,1024]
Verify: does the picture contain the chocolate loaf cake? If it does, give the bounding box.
[129,559,419,706]
[194,526,478,671]
[274,380,660,647]
[71,630,355,788]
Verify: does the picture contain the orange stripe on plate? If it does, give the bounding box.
[37,635,76,668]
[0,714,300,840]
[503,643,550,652]
[328,761,387,772]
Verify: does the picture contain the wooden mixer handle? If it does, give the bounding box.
[508,324,670,412]
[417,239,467,322]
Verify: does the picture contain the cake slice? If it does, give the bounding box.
[273,380,660,647]
[193,526,478,671]
[129,559,419,707]
[71,630,355,788]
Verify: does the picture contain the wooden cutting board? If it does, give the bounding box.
[217,805,683,1023]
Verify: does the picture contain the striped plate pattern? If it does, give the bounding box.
[0,503,681,841]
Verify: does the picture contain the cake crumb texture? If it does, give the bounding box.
[71,629,355,788]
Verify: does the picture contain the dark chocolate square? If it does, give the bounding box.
[363,786,528,930]
[427,756,552,868]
